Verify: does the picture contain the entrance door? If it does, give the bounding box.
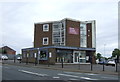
[73,51,80,63]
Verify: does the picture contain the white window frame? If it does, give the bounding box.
[43,37,49,45]
[43,24,49,31]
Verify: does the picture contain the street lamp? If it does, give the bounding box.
[103,44,106,71]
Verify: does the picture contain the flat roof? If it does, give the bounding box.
[34,18,95,24]
[22,46,96,51]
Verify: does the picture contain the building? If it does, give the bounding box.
[22,18,96,64]
[0,46,16,59]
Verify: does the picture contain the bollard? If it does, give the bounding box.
[79,61,80,70]
[103,62,104,71]
[91,62,93,71]
[48,58,50,67]
[35,58,37,66]
[61,58,63,68]
[26,57,28,65]
[14,55,16,63]
[116,63,117,72]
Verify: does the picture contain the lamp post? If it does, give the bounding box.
[103,44,106,71]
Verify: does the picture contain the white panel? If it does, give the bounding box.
[92,21,96,48]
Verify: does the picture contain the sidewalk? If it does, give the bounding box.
[2,60,119,75]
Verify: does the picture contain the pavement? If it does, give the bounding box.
[2,60,120,75]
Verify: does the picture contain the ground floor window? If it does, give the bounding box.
[56,50,86,63]
[56,49,73,63]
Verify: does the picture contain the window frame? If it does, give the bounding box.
[43,37,49,45]
[43,24,49,31]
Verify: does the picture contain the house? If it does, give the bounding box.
[0,46,16,59]
[22,18,96,64]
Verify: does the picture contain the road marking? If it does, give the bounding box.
[58,73,98,80]
[69,78,79,80]
[64,72,83,74]
[53,77,60,79]
[80,77,98,80]
[64,71,98,76]
[85,73,98,75]
[58,73,79,78]
[18,70,48,77]
[101,76,118,79]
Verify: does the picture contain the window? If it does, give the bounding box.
[43,37,48,45]
[80,23,87,47]
[43,24,49,31]
[52,22,65,46]
[40,51,48,60]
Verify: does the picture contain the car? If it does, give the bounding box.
[106,60,115,66]
[98,61,108,65]
[17,56,22,61]
[1,55,8,60]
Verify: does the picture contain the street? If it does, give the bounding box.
[2,64,118,82]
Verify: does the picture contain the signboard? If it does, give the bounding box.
[49,52,52,58]
[86,56,89,61]
[69,27,79,35]
[27,53,29,58]
[34,53,37,58]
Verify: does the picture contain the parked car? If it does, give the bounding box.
[98,61,108,65]
[1,55,8,60]
[106,60,115,66]
[17,56,22,61]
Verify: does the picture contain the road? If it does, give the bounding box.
[2,64,119,82]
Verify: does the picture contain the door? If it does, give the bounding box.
[73,51,80,63]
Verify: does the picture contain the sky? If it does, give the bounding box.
[0,0,119,58]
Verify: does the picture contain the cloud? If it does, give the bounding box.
[0,0,118,57]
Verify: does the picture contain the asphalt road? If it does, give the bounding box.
[1,64,119,82]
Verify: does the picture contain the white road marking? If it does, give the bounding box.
[64,72,82,74]
[64,71,98,76]
[80,77,98,80]
[69,78,79,80]
[85,73,98,75]
[53,77,60,79]
[58,73,79,78]
[18,70,48,77]
[58,73,98,80]
[101,76,118,79]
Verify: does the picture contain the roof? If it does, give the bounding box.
[34,18,95,24]
[1,46,16,52]
[22,46,96,51]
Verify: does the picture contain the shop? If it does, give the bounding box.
[22,46,95,64]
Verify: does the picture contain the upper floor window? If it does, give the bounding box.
[43,37,49,45]
[43,24,49,31]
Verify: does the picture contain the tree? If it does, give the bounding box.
[96,53,102,60]
[112,48,120,57]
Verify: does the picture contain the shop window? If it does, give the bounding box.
[40,51,47,60]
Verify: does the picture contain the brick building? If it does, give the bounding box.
[22,18,96,64]
[0,46,16,59]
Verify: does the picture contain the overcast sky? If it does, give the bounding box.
[0,0,119,57]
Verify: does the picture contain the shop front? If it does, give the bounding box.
[22,46,96,64]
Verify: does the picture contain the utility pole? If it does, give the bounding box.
[103,44,106,71]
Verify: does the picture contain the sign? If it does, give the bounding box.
[34,53,37,58]
[49,52,52,58]
[69,27,79,35]
[27,53,29,58]
[86,56,89,61]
